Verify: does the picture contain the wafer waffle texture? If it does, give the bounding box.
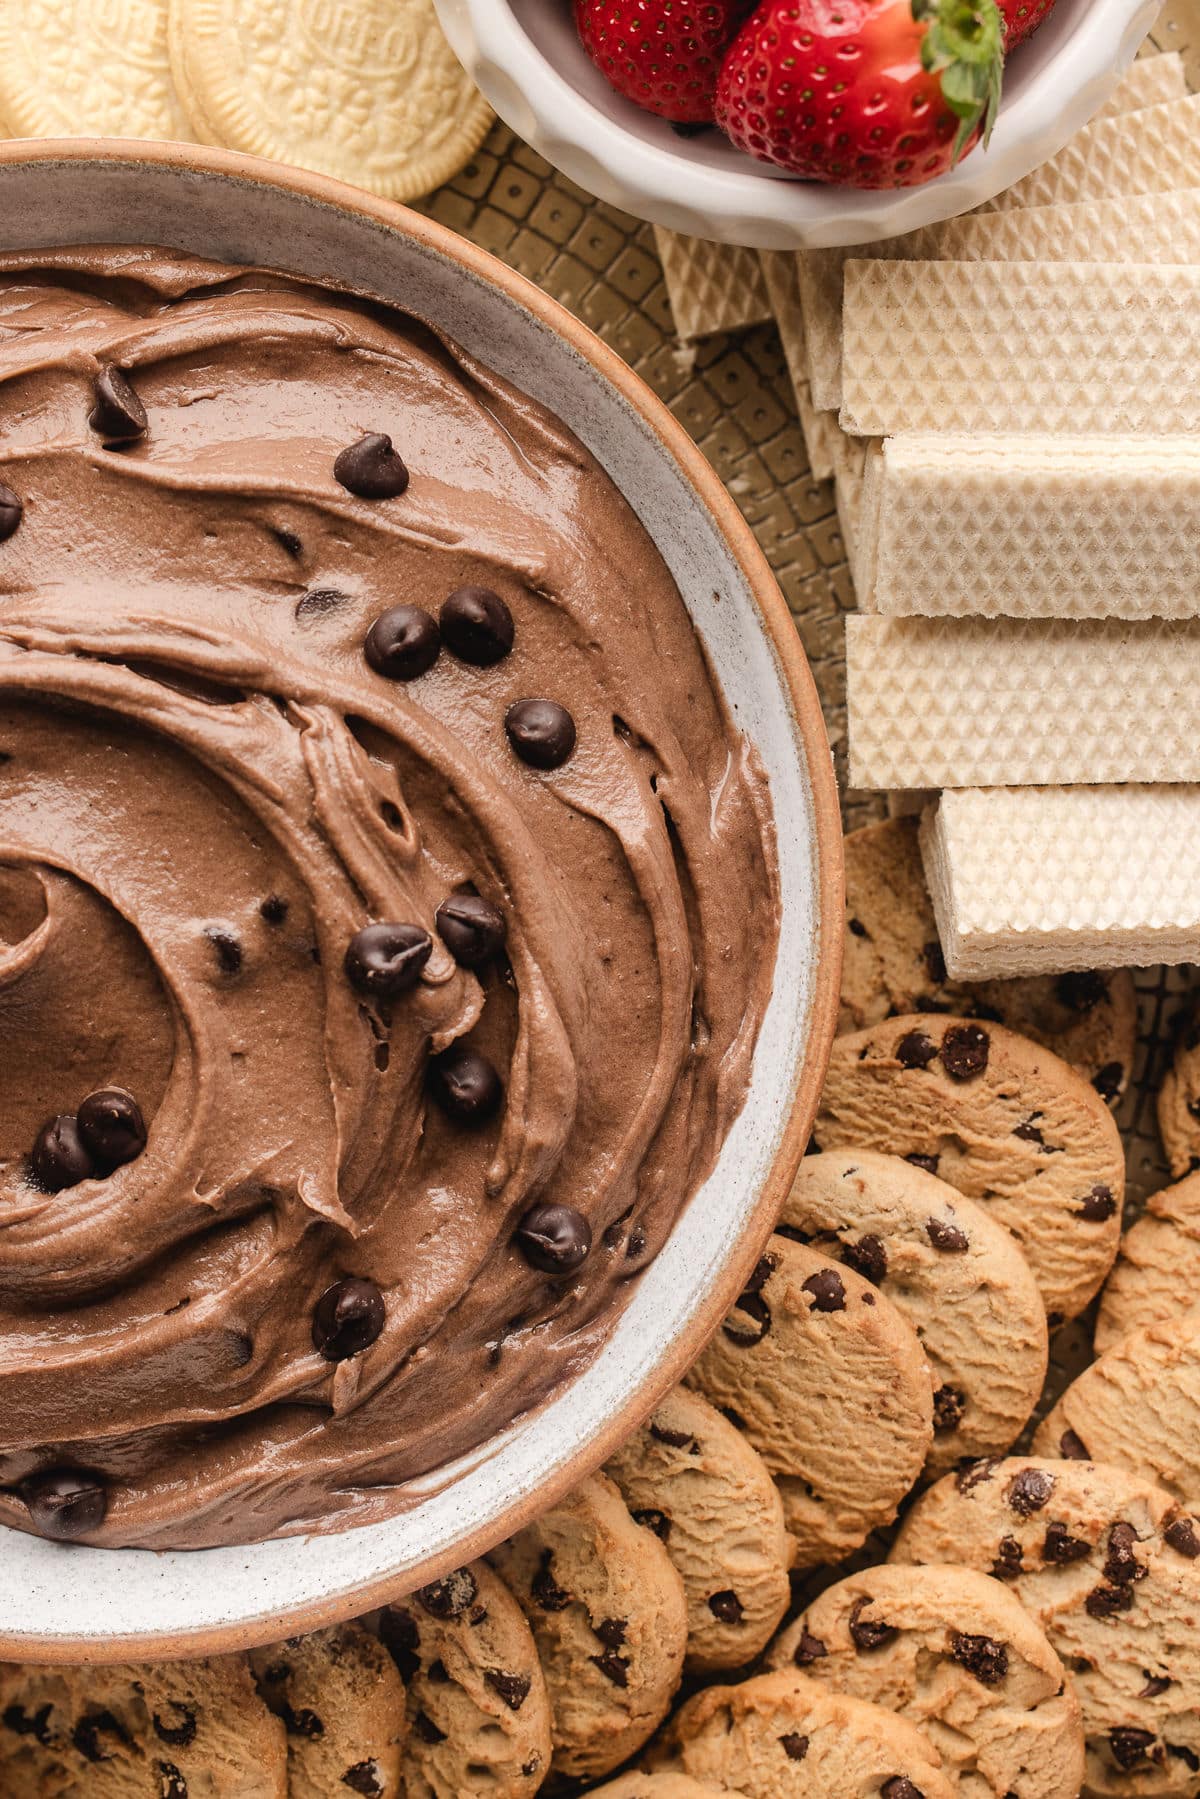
[841,260,1200,438]
[857,433,1200,619]
[653,228,772,341]
[847,616,1200,790]
[920,787,1200,977]
[803,183,1200,412]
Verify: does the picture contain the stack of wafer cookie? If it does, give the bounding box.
[658,47,1200,981]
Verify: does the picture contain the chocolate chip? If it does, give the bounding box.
[157,1763,187,1798]
[334,433,409,499]
[344,922,432,998]
[440,586,514,666]
[282,1706,323,1739]
[1141,1673,1172,1697]
[1109,1727,1158,1771]
[802,1268,846,1312]
[957,1457,1001,1494]
[906,1152,939,1175]
[1093,1062,1124,1102]
[1006,1468,1054,1516]
[72,1709,129,1762]
[1076,1185,1117,1222]
[1168,1743,1200,1772]
[483,1670,531,1710]
[896,1029,937,1069]
[341,1762,383,1796]
[89,366,148,442]
[1085,1583,1133,1618]
[952,1632,1009,1685]
[379,1607,420,1680]
[941,1024,989,1080]
[923,940,947,984]
[649,1421,699,1452]
[595,1618,627,1649]
[723,1289,771,1345]
[311,1276,386,1361]
[881,1780,924,1799]
[418,1566,479,1618]
[848,916,868,937]
[792,1630,828,1667]
[1043,1521,1091,1564]
[21,1467,107,1540]
[296,586,350,620]
[840,1233,887,1285]
[412,1711,446,1744]
[2,1703,53,1745]
[849,1596,897,1652]
[530,1549,570,1610]
[1165,1515,1200,1558]
[505,699,576,770]
[435,894,507,968]
[152,1704,197,1748]
[515,1203,592,1274]
[0,484,22,542]
[933,1384,966,1433]
[743,1252,778,1293]
[77,1088,147,1173]
[990,1537,1023,1581]
[1103,1521,1147,1587]
[781,1732,809,1761]
[708,1590,743,1625]
[30,1115,95,1191]
[590,1649,629,1687]
[428,1047,503,1124]
[364,605,440,681]
[204,927,242,975]
[1060,1428,1090,1460]
[272,526,303,558]
[633,1507,671,1541]
[926,1216,969,1253]
[1056,969,1108,1014]
[1013,1117,1044,1144]
[260,895,289,925]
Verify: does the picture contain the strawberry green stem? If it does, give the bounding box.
[912,0,1005,162]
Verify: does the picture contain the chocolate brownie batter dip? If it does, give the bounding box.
[0,249,778,1548]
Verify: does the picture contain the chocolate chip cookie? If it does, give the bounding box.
[379,1559,551,1798]
[605,1385,792,1674]
[1034,1312,1200,1509]
[769,1563,1085,1797]
[782,1149,1048,1474]
[0,1654,287,1796]
[1096,1171,1200,1354]
[248,1621,404,1797]
[488,1472,687,1781]
[815,1015,1125,1324]
[687,1235,933,1566]
[1157,996,1200,1178]
[842,818,1136,1105]
[658,1668,954,1797]
[891,1457,1200,1796]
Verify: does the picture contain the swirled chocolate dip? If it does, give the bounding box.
[0,248,778,1548]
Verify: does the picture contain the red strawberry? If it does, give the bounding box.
[715,0,1005,188]
[998,0,1056,46]
[575,0,754,123]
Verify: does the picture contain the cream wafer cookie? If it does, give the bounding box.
[805,186,1200,412]
[983,90,1200,213]
[846,616,1200,790]
[758,250,836,482]
[653,231,772,342]
[920,786,1200,978]
[841,261,1200,438]
[857,433,1200,619]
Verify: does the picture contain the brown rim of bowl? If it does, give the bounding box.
[0,136,843,1663]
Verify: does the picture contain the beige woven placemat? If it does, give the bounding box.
[415,14,1199,1216]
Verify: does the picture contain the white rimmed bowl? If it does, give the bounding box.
[0,138,841,1662]
[434,0,1160,247]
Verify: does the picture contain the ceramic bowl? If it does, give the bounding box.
[434,0,1160,248]
[0,137,841,1661]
